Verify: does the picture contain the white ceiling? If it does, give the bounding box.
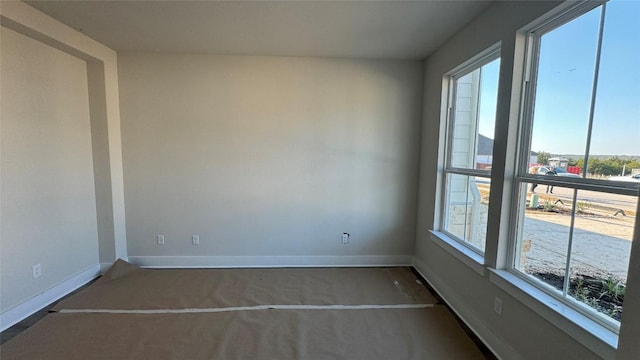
[25,0,492,60]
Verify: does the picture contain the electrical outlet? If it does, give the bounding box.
[192,235,200,245]
[341,233,350,244]
[494,297,503,315]
[32,264,42,279]
[157,235,165,245]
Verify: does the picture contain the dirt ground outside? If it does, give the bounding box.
[520,207,634,282]
[475,183,635,281]
[474,182,635,319]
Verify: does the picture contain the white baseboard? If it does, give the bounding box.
[0,264,101,332]
[412,257,521,360]
[128,255,413,268]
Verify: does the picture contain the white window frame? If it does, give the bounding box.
[507,0,640,335]
[439,45,501,257]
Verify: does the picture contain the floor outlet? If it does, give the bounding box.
[157,235,165,245]
[341,233,350,244]
[32,264,42,279]
[494,297,503,315]
[192,235,200,245]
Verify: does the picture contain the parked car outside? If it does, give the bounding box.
[529,166,580,178]
[609,173,640,183]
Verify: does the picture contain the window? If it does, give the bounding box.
[441,48,501,254]
[512,0,639,332]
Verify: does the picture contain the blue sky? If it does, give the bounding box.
[479,0,639,156]
[477,59,499,140]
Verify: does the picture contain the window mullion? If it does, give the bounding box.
[446,168,492,178]
[516,32,540,177]
[562,189,580,297]
[518,79,534,174]
[441,86,455,232]
[582,3,607,177]
[445,105,455,168]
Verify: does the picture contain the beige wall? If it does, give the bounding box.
[1,1,125,329]
[119,54,423,264]
[0,26,99,311]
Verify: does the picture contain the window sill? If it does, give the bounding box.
[489,269,617,359]
[428,230,486,276]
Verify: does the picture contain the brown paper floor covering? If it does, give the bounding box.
[53,260,437,310]
[1,260,487,359]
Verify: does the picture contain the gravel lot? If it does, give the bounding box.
[520,210,634,282]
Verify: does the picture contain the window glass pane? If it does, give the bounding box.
[529,6,601,170]
[588,1,640,176]
[444,174,490,252]
[450,58,500,171]
[477,59,500,169]
[516,183,572,292]
[517,180,636,324]
[567,191,636,322]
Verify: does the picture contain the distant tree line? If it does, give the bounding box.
[568,157,640,176]
[536,150,640,176]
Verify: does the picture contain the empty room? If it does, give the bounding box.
[1,0,639,359]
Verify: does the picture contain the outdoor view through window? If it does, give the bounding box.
[443,54,499,254]
[514,0,639,328]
